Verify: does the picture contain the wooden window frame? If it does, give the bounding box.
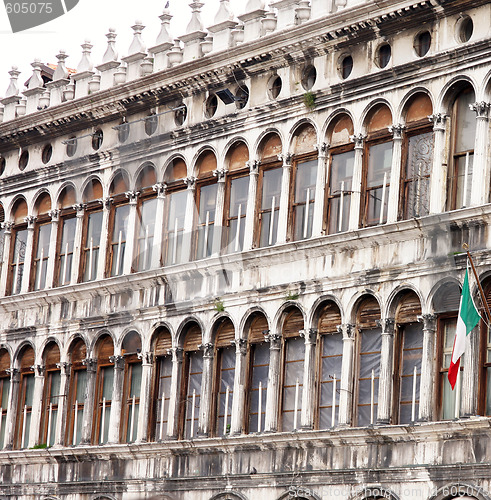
[120,354,141,443]
[222,168,249,253]
[15,369,34,449]
[8,224,28,296]
[150,353,172,441]
[80,201,103,282]
[65,366,86,445]
[39,367,61,446]
[0,375,9,448]
[162,182,187,267]
[31,217,51,291]
[54,209,76,287]
[193,176,218,260]
[106,195,129,277]
[92,361,114,445]
[178,349,202,440]
[134,191,157,272]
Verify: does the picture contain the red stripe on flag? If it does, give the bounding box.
[448,357,460,390]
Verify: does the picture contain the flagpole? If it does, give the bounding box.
[463,243,491,323]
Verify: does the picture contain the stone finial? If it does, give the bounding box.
[214,0,234,24]
[28,59,44,90]
[5,66,20,98]
[102,28,118,64]
[52,50,69,81]
[155,7,173,46]
[245,0,265,10]
[186,1,205,34]
[76,39,94,74]
[128,20,146,56]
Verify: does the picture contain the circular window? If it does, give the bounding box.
[18,150,29,171]
[268,75,282,100]
[118,121,130,143]
[414,31,431,57]
[205,94,218,118]
[41,144,52,164]
[144,114,158,136]
[341,55,353,79]
[235,86,249,109]
[301,65,317,90]
[0,157,5,176]
[66,137,77,157]
[377,43,391,68]
[92,129,103,150]
[174,104,187,126]
[457,15,473,43]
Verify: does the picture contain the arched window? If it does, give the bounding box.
[213,318,235,436]
[479,279,491,415]
[326,115,354,234]
[180,323,203,439]
[223,143,249,253]
[93,336,114,444]
[246,313,269,433]
[15,345,35,448]
[290,124,317,241]
[135,165,158,272]
[256,134,282,248]
[31,192,52,291]
[400,94,434,219]
[40,342,61,446]
[447,86,476,210]
[280,307,305,431]
[66,338,87,445]
[55,187,76,287]
[392,291,423,424]
[0,204,5,283]
[151,327,172,441]
[194,151,218,260]
[354,297,382,426]
[316,301,342,428]
[121,331,142,443]
[108,172,130,277]
[9,198,28,295]
[81,179,103,282]
[0,348,10,449]
[361,105,393,227]
[163,159,188,266]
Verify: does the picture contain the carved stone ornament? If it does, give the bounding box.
[48,209,60,222]
[199,342,214,358]
[109,355,124,369]
[231,338,247,355]
[32,364,44,376]
[337,323,355,339]
[24,215,37,228]
[56,361,71,375]
[350,133,366,148]
[246,160,261,174]
[212,168,227,181]
[315,142,329,156]
[73,203,87,217]
[167,347,184,361]
[137,351,153,364]
[7,367,19,381]
[428,113,448,130]
[417,313,437,332]
[153,182,167,197]
[388,124,405,139]
[82,357,97,372]
[277,152,293,165]
[1,221,14,232]
[470,101,491,119]
[125,191,140,204]
[184,176,197,189]
[300,328,317,344]
[376,318,395,334]
[101,197,113,210]
[265,332,282,348]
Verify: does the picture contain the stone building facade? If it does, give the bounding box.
[0,0,490,498]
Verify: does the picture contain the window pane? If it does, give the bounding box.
[226,176,249,252]
[111,205,130,276]
[441,318,461,419]
[155,356,172,440]
[366,142,392,226]
[58,218,76,285]
[282,337,305,431]
[217,346,235,436]
[136,198,157,272]
[129,363,142,398]
[455,89,476,153]
[34,223,51,290]
[102,366,114,399]
[248,343,269,433]
[454,153,473,209]
[185,351,203,439]
[259,168,282,247]
[11,229,28,295]
[83,211,103,282]
[196,184,217,260]
[165,190,187,266]
[328,151,355,234]
[293,160,317,241]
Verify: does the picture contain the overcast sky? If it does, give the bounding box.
[0,0,245,96]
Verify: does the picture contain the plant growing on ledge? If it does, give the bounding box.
[214,299,225,312]
[303,91,316,110]
[284,291,300,301]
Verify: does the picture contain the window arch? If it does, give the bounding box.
[40,342,60,446]
[15,345,35,448]
[8,198,28,295]
[93,335,114,444]
[81,179,103,282]
[0,348,10,449]
[66,338,87,445]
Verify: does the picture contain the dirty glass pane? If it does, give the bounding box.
[83,210,102,282]
[293,160,317,241]
[58,218,76,285]
[455,89,476,153]
[111,205,130,276]
[196,183,217,260]
[126,364,141,444]
[217,346,235,436]
[319,333,343,429]
[155,356,172,440]
[328,151,354,234]
[454,153,474,209]
[0,378,9,449]
[259,168,282,247]
[226,176,248,252]
[136,198,157,272]
[366,142,392,226]
[441,318,460,420]
[34,223,51,290]
[248,343,269,433]
[185,351,203,439]
[102,366,114,400]
[282,336,305,431]
[165,190,187,266]
[12,229,28,295]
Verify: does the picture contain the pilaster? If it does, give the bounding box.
[428,114,448,214]
[376,318,395,424]
[349,134,366,230]
[80,358,97,445]
[0,222,13,297]
[107,355,125,444]
[212,169,227,256]
[97,198,112,280]
[417,314,437,421]
[300,328,317,430]
[276,153,293,244]
[243,160,260,250]
[470,102,491,206]
[20,215,36,294]
[124,191,139,275]
[136,352,153,442]
[166,347,184,439]
[45,210,59,289]
[312,143,329,237]
[198,343,214,437]
[71,204,86,284]
[264,332,282,432]
[387,125,404,223]
[338,324,355,426]
[4,368,19,449]
[53,362,71,447]
[230,338,247,435]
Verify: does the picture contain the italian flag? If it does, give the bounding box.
[448,268,481,390]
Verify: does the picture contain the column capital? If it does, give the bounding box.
[184,176,197,189]
[278,152,293,166]
[32,364,45,377]
[7,367,19,382]
[168,347,184,362]
[82,357,97,372]
[137,351,153,365]
[199,342,214,358]
[153,182,167,198]
[337,323,356,339]
[428,113,448,131]
[73,203,87,217]
[300,328,318,345]
[1,221,13,233]
[125,191,140,204]
[231,338,247,355]
[315,142,330,157]
[101,197,113,210]
[376,318,395,334]
[24,215,37,228]
[212,168,227,182]
[56,362,71,375]
[48,209,60,222]
[246,160,261,175]
[470,101,491,119]
[388,124,405,139]
[265,332,282,349]
[350,133,366,149]
[417,313,437,332]
[109,355,125,369]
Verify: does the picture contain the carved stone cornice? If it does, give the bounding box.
[153,182,167,197]
[24,215,37,228]
[109,355,124,369]
[56,362,71,375]
[376,318,395,335]
[199,342,214,358]
[265,332,282,349]
[417,313,437,333]
[231,338,247,355]
[73,203,87,217]
[184,176,197,189]
[167,347,184,362]
[82,357,97,372]
[125,191,140,204]
[212,168,227,181]
[470,101,491,119]
[300,328,317,344]
[428,113,448,131]
[388,124,405,139]
[278,152,293,166]
[350,133,366,149]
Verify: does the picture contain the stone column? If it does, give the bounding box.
[181,177,197,264]
[97,198,112,280]
[428,114,448,214]
[80,358,97,445]
[4,368,19,449]
[29,365,45,447]
[387,125,405,224]
[417,314,437,421]
[198,343,214,437]
[45,210,60,289]
[300,328,317,430]
[123,191,139,275]
[243,160,260,251]
[264,332,282,432]
[312,143,329,238]
[277,153,293,244]
[212,169,227,256]
[230,338,247,435]
[54,362,71,447]
[461,324,479,417]
[20,215,36,293]
[151,183,167,269]
[107,355,124,444]
[470,102,491,206]
[71,204,86,284]
[0,222,13,297]
[136,352,153,443]
[338,324,355,426]
[349,134,366,230]
[376,318,395,424]
[166,347,184,439]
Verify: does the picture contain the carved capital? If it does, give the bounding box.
[56,361,71,375]
[168,347,184,362]
[231,338,247,355]
[125,191,140,204]
[315,142,330,157]
[199,342,214,358]
[73,203,87,217]
[212,168,227,181]
[137,351,153,365]
[265,332,282,349]
[101,197,113,210]
[82,357,97,372]
[470,101,491,119]
[24,215,37,228]
[300,328,317,344]
[109,355,124,369]
[428,113,448,131]
[417,313,437,333]
[377,318,395,334]
[338,323,355,339]
[278,152,293,166]
[388,124,405,139]
[350,133,366,149]
[7,367,19,382]
[32,364,44,376]
[153,182,167,197]
[184,176,197,189]
[1,221,14,233]
[47,209,60,222]
[246,160,261,175]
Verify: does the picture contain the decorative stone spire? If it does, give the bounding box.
[245,0,265,10]
[2,67,21,122]
[76,40,94,74]
[5,66,20,98]
[214,0,234,24]
[149,7,174,71]
[270,0,301,30]
[73,40,96,99]
[180,2,207,62]
[186,1,205,34]
[101,28,118,65]
[27,59,43,90]
[209,0,238,51]
[46,50,70,107]
[96,28,121,90]
[23,59,45,114]
[123,21,148,80]
[238,0,267,42]
[52,50,69,81]
[155,7,173,47]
